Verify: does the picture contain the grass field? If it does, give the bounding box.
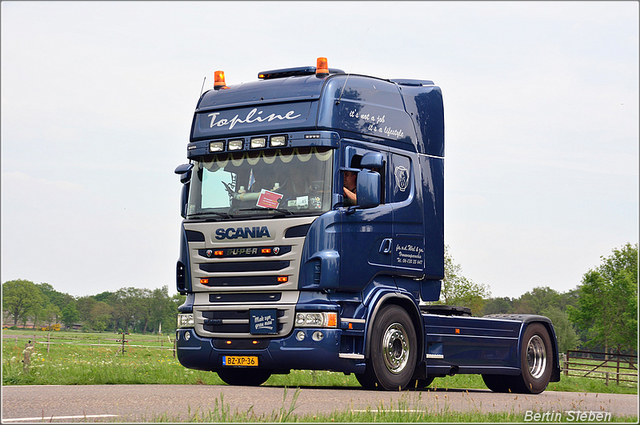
[2,330,638,422]
[3,329,637,394]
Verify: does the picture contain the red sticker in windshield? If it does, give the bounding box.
[256,189,283,209]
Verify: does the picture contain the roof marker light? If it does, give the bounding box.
[228,139,244,150]
[316,57,329,77]
[214,70,228,90]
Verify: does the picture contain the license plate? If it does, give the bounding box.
[222,356,258,367]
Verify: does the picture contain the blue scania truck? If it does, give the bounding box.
[174,58,560,392]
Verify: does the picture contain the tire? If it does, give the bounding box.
[355,368,379,390]
[366,304,418,391]
[482,374,516,393]
[216,368,272,386]
[413,375,435,389]
[518,323,553,394]
[482,323,553,394]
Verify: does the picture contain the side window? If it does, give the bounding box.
[388,153,411,204]
[343,150,386,205]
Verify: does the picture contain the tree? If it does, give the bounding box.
[137,288,155,334]
[42,304,61,329]
[89,301,113,332]
[439,246,491,315]
[482,297,514,315]
[539,306,578,354]
[61,303,80,329]
[513,287,563,315]
[76,296,97,327]
[567,243,638,354]
[2,279,45,327]
[36,283,74,312]
[113,287,142,333]
[151,286,174,334]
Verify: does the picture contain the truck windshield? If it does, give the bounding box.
[187,147,334,219]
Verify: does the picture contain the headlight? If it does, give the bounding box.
[177,313,194,328]
[295,312,337,328]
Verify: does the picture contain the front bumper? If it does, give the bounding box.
[176,327,365,374]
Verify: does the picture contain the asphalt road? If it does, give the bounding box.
[2,384,638,422]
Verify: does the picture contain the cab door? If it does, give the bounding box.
[338,144,394,291]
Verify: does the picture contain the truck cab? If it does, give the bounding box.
[175,58,559,392]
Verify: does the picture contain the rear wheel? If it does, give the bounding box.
[362,304,418,391]
[519,323,553,393]
[482,374,516,392]
[216,368,272,386]
[482,323,553,394]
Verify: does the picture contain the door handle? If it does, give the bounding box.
[379,238,393,254]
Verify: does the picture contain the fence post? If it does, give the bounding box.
[605,372,609,386]
[616,348,620,386]
[47,333,50,354]
[22,340,34,372]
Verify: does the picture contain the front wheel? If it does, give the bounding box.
[216,368,272,386]
[364,304,418,391]
[413,375,435,389]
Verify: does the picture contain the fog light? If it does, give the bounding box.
[296,331,305,341]
[312,331,324,341]
[184,330,191,341]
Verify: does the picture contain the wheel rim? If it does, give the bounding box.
[526,334,547,379]
[382,322,410,374]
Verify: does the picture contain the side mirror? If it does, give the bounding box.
[175,164,193,218]
[361,152,384,170]
[175,163,193,184]
[180,185,189,218]
[356,170,380,209]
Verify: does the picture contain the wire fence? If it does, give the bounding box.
[563,349,637,387]
[3,332,177,356]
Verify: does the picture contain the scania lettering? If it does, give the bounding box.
[175,58,561,392]
[215,226,271,240]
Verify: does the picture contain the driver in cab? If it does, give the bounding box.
[343,170,357,206]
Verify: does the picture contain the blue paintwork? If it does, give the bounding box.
[176,63,559,384]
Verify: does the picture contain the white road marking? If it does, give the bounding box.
[3,414,118,422]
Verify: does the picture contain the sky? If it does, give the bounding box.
[2,1,638,300]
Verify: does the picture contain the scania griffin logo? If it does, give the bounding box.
[215,226,271,240]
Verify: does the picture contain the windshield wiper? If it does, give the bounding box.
[188,211,232,219]
[238,207,294,216]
